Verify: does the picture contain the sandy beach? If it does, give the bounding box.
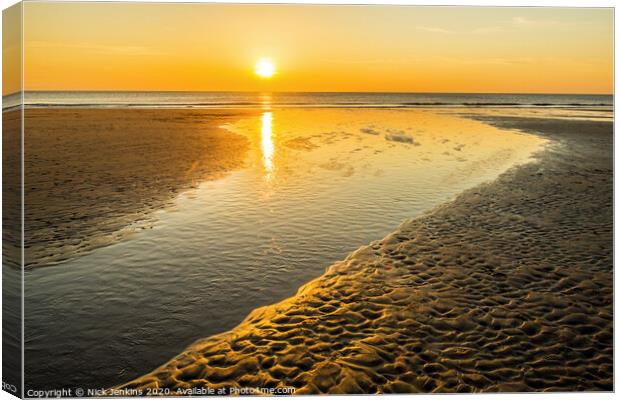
[24,107,553,391]
[23,108,256,267]
[2,110,23,392]
[114,115,612,394]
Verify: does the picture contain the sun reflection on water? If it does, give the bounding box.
[261,112,275,179]
[260,93,272,110]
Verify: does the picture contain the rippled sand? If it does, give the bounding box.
[115,116,612,394]
[24,108,548,391]
[24,108,255,267]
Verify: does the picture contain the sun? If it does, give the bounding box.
[255,58,276,78]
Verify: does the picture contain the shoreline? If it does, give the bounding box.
[114,115,612,393]
[24,107,551,392]
[116,116,613,394]
[22,108,257,268]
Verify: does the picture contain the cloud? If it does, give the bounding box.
[323,58,413,65]
[512,16,531,25]
[440,57,535,66]
[26,41,163,56]
[471,26,505,34]
[512,16,560,27]
[417,26,454,34]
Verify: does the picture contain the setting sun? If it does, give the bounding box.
[255,58,276,78]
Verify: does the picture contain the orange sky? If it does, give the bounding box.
[3,3,21,95]
[8,3,616,94]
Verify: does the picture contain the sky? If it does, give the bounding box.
[8,3,615,94]
[3,3,21,95]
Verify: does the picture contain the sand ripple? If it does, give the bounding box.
[23,109,254,267]
[115,117,612,393]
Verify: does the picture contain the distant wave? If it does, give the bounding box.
[3,91,614,111]
[5,102,614,110]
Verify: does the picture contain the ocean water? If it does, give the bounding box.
[2,90,614,110]
[10,93,610,390]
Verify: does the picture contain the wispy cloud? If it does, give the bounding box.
[26,41,163,56]
[471,26,505,35]
[322,58,411,65]
[440,57,535,66]
[334,56,537,66]
[418,16,572,36]
[417,26,454,34]
[512,16,560,27]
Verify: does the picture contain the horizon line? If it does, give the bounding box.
[3,90,614,97]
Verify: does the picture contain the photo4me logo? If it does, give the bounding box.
[2,381,17,394]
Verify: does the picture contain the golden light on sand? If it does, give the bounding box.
[260,112,275,178]
[255,58,276,78]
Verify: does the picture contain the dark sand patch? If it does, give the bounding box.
[2,110,23,390]
[3,110,21,254]
[24,108,256,268]
[385,130,417,145]
[284,137,318,151]
[361,127,381,135]
[115,117,612,394]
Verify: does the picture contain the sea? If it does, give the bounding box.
[2,90,614,110]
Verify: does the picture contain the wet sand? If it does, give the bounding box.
[23,108,547,391]
[2,110,24,392]
[24,108,255,267]
[115,115,612,393]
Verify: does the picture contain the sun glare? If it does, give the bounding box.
[256,58,276,78]
[261,112,275,180]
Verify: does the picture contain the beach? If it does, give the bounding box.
[113,114,613,394]
[24,106,554,391]
[23,108,255,267]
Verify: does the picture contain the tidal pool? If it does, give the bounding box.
[24,108,545,390]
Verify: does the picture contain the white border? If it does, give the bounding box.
[0,1,616,400]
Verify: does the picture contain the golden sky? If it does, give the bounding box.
[3,3,21,95]
[13,3,616,94]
